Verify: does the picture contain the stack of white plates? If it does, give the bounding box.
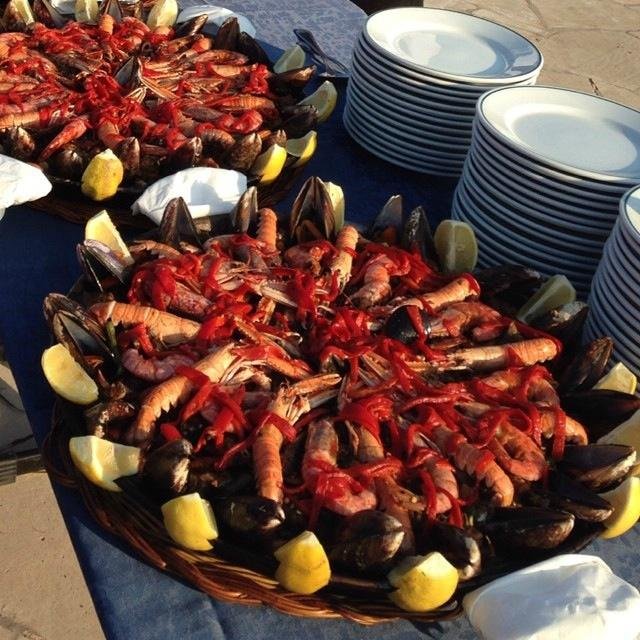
[344,7,543,176]
[452,85,640,298]
[584,186,640,376]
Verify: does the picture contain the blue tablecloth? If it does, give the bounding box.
[0,1,637,638]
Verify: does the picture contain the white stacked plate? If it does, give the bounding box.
[584,186,640,377]
[452,85,640,298]
[344,7,543,176]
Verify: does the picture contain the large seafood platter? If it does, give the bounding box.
[42,177,640,623]
[0,0,322,209]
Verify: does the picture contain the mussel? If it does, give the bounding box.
[384,304,430,344]
[84,400,136,438]
[558,443,636,492]
[401,205,437,263]
[2,126,36,161]
[421,521,484,580]
[268,66,316,95]
[237,32,271,65]
[213,17,240,50]
[215,495,285,533]
[281,105,318,139]
[475,265,543,316]
[77,239,132,292]
[115,137,140,176]
[2,0,34,31]
[168,137,203,171]
[33,0,66,27]
[524,470,613,522]
[51,144,87,180]
[531,301,588,347]
[174,14,208,38]
[100,0,123,22]
[289,176,337,243]
[475,506,575,550]
[230,186,258,234]
[226,133,262,172]
[158,197,204,249]
[328,510,405,574]
[557,337,613,394]
[366,195,403,244]
[140,439,192,496]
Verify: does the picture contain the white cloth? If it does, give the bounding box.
[132,167,247,224]
[0,155,52,222]
[463,554,640,640]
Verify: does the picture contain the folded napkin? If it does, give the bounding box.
[0,155,52,221]
[176,5,256,37]
[463,554,640,640]
[132,167,247,225]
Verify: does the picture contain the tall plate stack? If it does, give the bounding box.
[452,86,640,298]
[344,7,543,176]
[585,186,640,377]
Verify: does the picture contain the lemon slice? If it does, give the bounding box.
[598,476,640,539]
[594,362,637,395]
[516,275,576,324]
[324,181,344,233]
[85,210,133,265]
[251,144,287,185]
[274,531,331,594]
[298,80,338,124]
[81,149,124,202]
[598,408,640,452]
[41,344,99,405]
[8,0,34,24]
[433,219,478,275]
[69,435,140,492]
[285,131,318,168]
[74,0,98,23]
[161,493,219,551]
[273,44,306,74]
[387,552,459,612]
[146,0,178,29]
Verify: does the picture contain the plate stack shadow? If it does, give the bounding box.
[584,186,640,377]
[452,86,640,299]
[344,7,543,176]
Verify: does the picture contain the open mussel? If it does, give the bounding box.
[268,66,316,96]
[237,31,271,65]
[366,195,403,244]
[84,400,136,438]
[281,105,318,139]
[558,443,636,492]
[51,144,87,180]
[524,470,613,522]
[384,304,430,344]
[174,14,208,38]
[531,301,588,347]
[401,205,437,263]
[140,439,192,497]
[115,137,140,176]
[475,265,543,316]
[1,126,36,161]
[77,239,132,292]
[289,176,336,243]
[560,389,640,437]
[230,186,258,234]
[215,495,285,533]
[328,510,405,574]
[159,197,204,250]
[213,16,240,50]
[557,337,613,394]
[475,506,575,550]
[226,133,262,172]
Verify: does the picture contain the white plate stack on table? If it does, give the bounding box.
[584,186,640,377]
[452,85,640,299]
[343,7,543,176]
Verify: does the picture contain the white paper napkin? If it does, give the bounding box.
[132,167,247,225]
[0,155,52,221]
[463,554,640,640]
[176,5,256,38]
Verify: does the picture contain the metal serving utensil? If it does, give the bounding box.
[293,28,350,78]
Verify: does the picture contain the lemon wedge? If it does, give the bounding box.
[251,144,287,185]
[69,435,140,492]
[598,409,640,453]
[598,477,640,539]
[433,219,478,275]
[298,81,338,124]
[161,493,219,551]
[274,531,331,594]
[285,131,318,168]
[6,0,34,24]
[146,0,178,28]
[594,362,637,395]
[273,44,306,74]
[387,552,459,612]
[74,0,98,23]
[81,149,124,201]
[516,275,576,324]
[85,210,133,265]
[324,181,344,232]
[41,344,99,405]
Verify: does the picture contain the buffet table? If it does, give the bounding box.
[0,1,637,638]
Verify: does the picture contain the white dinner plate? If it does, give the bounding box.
[622,186,640,243]
[597,260,640,326]
[364,7,542,83]
[347,83,473,142]
[343,109,463,176]
[457,178,604,261]
[465,149,616,239]
[604,229,640,283]
[478,86,640,182]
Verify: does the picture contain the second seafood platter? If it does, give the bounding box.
[0,0,319,197]
[43,177,639,621]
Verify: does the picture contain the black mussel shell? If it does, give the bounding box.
[328,510,405,573]
[174,14,208,37]
[384,304,430,344]
[226,133,262,172]
[159,197,204,249]
[3,126,36,161]
[168,137,203,170]
[560,389,640,437]
[366,194,403,244]
[100,0,123,21]
[524,471,613,522]
[422,521,484,580]
[215,495,285,533]
[531,301,588,346]
[33,0,67,27]
[77,240,131,292]
[558,443,636,492]
[230,186,258,234]
[213,16,240,50]
[84,400,135,438]
[475,265,542,315]
[289,176,335,243]
[140,439,192,496]
[401,205,437,263]
[51,144,87,180]
[281,105,318,139]
[115,137,140,176]
[236,32,271,65]
[476,506,575,550]
[268,66,316,95]
[557,337,613,394]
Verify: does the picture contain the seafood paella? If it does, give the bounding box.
[43,177,639,615]
[0,0,321,196]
